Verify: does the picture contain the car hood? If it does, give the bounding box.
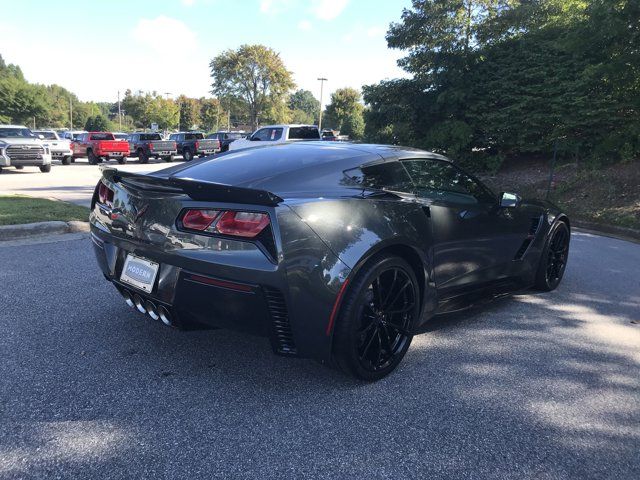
[0,137,44,146]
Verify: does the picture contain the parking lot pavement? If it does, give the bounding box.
[0,231,638,479]
[0,158,175,207]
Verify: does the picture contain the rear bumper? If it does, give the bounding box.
[149,149,178,156]
[51,149,73,157]
[90,227,299,356]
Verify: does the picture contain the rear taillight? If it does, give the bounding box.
[149,143,154,150]
[181,209,220,231]
[195,140,200,150]
[98,181,114,206]
[178,209,270,238]
[172,142,177,149]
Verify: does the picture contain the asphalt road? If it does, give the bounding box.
[0,231,638,479]
[0,158,174,207]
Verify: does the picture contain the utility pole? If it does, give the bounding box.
[228,110,231,131]
[70,97,73,130]
[317,77,327,131]
[117,90,122,131]
[33,116,36,129]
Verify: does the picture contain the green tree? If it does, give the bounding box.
[210,44,295,130]
[289,89,319,124]
[178,95,200,131]
[84,114,110,131]
[199,97,224,132]
[323,87,365,139]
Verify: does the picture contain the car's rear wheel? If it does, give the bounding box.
[39,164,51,173]
[162,156,173,162]
[534,221,570,291]
[61,156,71,165]
[117,156,127,165]
[87,150,98,165]
[183,148,193,161]
[15,165,24,170]
[333,255,419,381]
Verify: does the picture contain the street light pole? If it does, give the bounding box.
[117,90,122,131]
[69,97,73,130]
[317,77,327,131]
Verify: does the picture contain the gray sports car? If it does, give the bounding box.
[90,142,570,380]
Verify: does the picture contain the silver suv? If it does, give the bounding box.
[0,125,52,173]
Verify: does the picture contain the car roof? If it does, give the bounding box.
[0,125,29,129]
[256,124,317,129]
[162,141,452,196]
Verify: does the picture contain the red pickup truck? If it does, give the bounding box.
[72,132,130,165]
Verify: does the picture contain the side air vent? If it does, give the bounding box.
[263,286,297,355]
[514,216,543,260]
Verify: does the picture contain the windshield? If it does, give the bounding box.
[0,127,35,138]
[227,132,244,139]
[34,131,57,140]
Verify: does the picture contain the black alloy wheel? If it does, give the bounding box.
[535,221,570,291]
[333,255,419,380]
[183,148,193,161]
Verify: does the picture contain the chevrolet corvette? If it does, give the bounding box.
[90,142,570,380]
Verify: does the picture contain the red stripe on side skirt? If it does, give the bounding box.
[187,274,254,293]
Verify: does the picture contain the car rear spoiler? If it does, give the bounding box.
[101,168,283,206]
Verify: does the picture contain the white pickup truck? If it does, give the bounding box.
[33,130,73,165]
[0,125,52,173]
[228,124,320,151]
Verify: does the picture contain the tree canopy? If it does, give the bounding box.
[364,0,640,169]
[210,44,295,130]
[323,87,365,139]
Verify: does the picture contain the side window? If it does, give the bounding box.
[343,162,414,193]
[185,133,195,140]
[402,159,495,205]
[252,128,283,141]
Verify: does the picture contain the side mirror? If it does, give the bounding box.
[500,192,521,208]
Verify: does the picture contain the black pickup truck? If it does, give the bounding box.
[168,132,220,161]
[127,133,177,163]
[206,131,246,152]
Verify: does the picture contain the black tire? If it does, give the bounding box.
[61,156,71,165]
[39,164,52,173]
[15,165,24,170]
[182,148,193,161]
[162,156,173,162]
[0,166,3,174]
[332,255,419,381]
[534,221,570,291]
[138,149,148,164]
[117,156,127,165]
[87,150,98,165]
[71,158,76,163]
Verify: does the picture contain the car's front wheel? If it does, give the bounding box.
[333,255,419,381]
[534,221,570,291]
[39,164,52,173]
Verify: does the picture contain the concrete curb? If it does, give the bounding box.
[573,220,640,245]
[0,221,90,241]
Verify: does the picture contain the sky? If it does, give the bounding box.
[0,0,412,106]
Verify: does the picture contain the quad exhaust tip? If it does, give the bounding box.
[145,300,159,321]
[121,289,135,308]
[120,287,172,326]
[158,306,173,326]
[133,294,146,314]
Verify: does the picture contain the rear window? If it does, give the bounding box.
[89,133,115,141]
[140,133,162,141]
[289,127,320,140]
[226,132,244,140]
[185,133,204,140]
